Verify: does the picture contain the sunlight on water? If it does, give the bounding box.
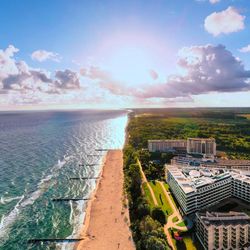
[0,110,128,250]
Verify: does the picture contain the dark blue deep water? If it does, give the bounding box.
[0,110,127,250]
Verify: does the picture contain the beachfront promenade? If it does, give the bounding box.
[76,150,134,250]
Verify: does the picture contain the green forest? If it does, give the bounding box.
[123,108,250,250]
[128,108,250,159]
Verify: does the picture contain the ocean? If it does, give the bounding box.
[0,110,128,250]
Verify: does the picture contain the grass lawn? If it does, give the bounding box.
[177,220,188,227]
[163,182,170,191]
[149,181,173,215]
[142,182,155,209]
[169,229,198,250]
[172,216,178,223]
[162,183,179,211]
[183,236,197,250]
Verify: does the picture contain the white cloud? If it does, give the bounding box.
[204,6,245,36]
[239,44,250,53]
[209,0,220,4]
[54,70,81,90]
[139,44,250,99]
[31,50,61,62]
[0,45,81,97]
[1,44,250,108]
[79,45,250,102]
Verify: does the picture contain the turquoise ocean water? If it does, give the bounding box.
[0,110,127,250]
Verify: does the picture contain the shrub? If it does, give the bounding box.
[151,207,166,225]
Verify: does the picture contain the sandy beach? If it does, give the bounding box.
[75,150,134,250]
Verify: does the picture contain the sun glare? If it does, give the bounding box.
[92,29,170,86]
[105,46,154,85]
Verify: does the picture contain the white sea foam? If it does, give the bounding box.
[0,157,68,240]
[59,200,86,250]
[0,195,24,238]
[0,112,128,248]
[0,195,23,205]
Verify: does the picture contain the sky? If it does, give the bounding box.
[0,0,250,110]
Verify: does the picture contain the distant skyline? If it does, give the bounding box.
[1,0,250,110]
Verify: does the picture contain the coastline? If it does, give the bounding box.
[73,152,107,250]
[75,150,134,250]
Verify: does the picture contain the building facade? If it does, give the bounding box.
[171,156,250,171]
[148,138,216,157]
[148,139,187,153]
[166,166,232,214]
[232,173,250,203]
[187,138,216,157]
[196,211,250,250]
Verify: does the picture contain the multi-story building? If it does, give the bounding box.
[232,172,250,203]
[214,159,250,171]
[171,156,250,171]
[171,155,214,166]
[148,139,187,153]
[196,211,250,250]
[166,165,250,215]
[148,138,216,158]
[187,138,216,157]
[166,166,232,214]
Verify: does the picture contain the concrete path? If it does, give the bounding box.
[164,224,175,250]
[137,161,189,250]
[137,159,158,206]
[157,181,188,249]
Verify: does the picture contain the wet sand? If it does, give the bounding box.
[75,150,134,250]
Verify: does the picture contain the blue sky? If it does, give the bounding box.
[0,0,250,109]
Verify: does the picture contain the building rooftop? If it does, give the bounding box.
[167,165,231,194]
[197,211,250,226]
[231,172,250,184]
[215,159,250,166]
[172,155,250,167]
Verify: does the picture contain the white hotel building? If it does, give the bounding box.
[231,172,250,203]
[166,166,250,215]
[187,138,216,157]
[148,139,187,153]
[166,166,232,214]
[148,138,216,158]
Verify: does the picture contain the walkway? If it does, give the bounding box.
[138,160,190,250]
[157,181,189,250]
[137,159,158,206]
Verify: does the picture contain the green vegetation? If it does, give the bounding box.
[128,108,250,160]
[163,183,170,191]
[149,181,173,215]
[123,145,170,249]
[124,108,250,249]
[152,207,166,225]
[139,150,174,180]
[172,216,178,223]
[142,183,155,209]
[177,220,188,227]
[182,236,197,250]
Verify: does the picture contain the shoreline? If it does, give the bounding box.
[75,150,134,250]
[73,152,107,250]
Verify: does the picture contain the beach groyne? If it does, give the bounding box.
[75,150,134,250]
